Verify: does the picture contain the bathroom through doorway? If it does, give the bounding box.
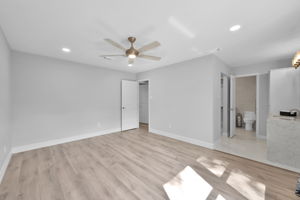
[220,73,270,139]
[216,73,269,162]
[235,75,257,136]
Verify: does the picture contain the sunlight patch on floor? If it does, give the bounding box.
[197,156,228,177]
[216,194,227,200]
[163,166,212,200]
[226,169,265,200]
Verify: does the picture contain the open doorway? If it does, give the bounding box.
[235,75,257,137]
[139,80,149,130]
[216,73,269,163]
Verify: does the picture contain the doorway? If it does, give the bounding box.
[139,80,149,130]
[121,80,150,132]
[216,73,269,163]
[221,74,267,137]
[235,75,257,136]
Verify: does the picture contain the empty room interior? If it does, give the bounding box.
[1,0,300,199]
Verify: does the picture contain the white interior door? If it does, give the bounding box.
[229,76,236,137]
[122,80,139,131]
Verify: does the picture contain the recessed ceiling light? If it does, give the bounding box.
[230,25,241,32]
[62,47,71,53]
[128,64,133,67]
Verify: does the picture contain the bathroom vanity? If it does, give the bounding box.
[267,116,300,168]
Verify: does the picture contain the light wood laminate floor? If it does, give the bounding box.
[0,126,299,200]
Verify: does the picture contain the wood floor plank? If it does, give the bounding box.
[0,153,24,200]
[80,138,168,199]
[17,150,40,200]
[36,148,65,200]
[0,126,299,200]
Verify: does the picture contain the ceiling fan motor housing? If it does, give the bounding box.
[126,48,139,57]
[126,37,139,57]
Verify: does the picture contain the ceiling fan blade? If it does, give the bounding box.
[138,54,161,61]
[128,58,134,64]
[138,41,160,53]
[104,39,126,51]
[99,54,125,57]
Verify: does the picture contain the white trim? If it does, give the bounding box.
[235,72,267,78]
[0,151,12,184]
[149,128,214,149]
[229,75,236,138]
[12,128,121,153]
[256,74,260,138]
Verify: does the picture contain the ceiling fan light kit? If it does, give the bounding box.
[292,51,300,69]
[101,36,161,67]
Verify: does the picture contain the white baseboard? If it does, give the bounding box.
[149,128,214,149]
[12,128,121,154]
[0,151,12,184]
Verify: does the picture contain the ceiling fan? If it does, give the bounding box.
[100,37,161,66]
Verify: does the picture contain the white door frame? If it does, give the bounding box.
[220,73,231,137]
[233,73,267,137]
[138,79,151,130]
[229,75,236,138]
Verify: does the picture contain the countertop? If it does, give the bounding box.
[268,115,300,123]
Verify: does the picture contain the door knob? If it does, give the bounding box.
[122,107,125,109]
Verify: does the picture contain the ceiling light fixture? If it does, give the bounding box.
[292,51,300,69]
[128,54,136,59]
[62,47,71,53]
[128,63,133,67]
[230,25,241,32]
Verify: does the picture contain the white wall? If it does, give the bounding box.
[257,73,269,137]
[11,51,136,147]
[269,68,300,115]
[0,28,12,173]
[139,83,148,124]
[232,58,291,75]
[137,55,229,147]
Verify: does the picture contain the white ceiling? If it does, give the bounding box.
[0,0,299,73]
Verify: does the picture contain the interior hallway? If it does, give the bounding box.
[0,126,299,200]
